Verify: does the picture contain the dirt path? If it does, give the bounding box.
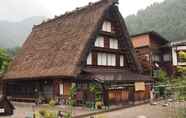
[87,104,170,118]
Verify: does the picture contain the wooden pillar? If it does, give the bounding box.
[102,83,109,106]
[53,80,59,97]
[2,80,7,96]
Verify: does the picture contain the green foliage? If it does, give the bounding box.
[0,48,11,73]
[155,77,186,99]
[66,85,77,118]
[170,78,186,101]
[176,51,186,74]
[170,77,186,86]
[177,108,186,118]
[64,112,71,118]
[48,99,56,107]
[178,51,186,59]
[38,109,57,118]
[89,83,102,101]
[68,85,77,106]
[177,66,186,73]
[125,0,186,41]
[156,69,168,82]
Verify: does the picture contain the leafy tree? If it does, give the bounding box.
[0,48,11,73]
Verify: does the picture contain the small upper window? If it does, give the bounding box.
[95,36,104,47]
[97,53,116,66]
[163,54,170,62]
[107,54,116,66]
[120,55,124,67]
[109,38,118,49]
[102,21,112,32]
[145,54,150,61]
[97,53,107,66]
[152,55,160,62]
[86,53,92,65]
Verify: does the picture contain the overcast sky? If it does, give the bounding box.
[0,0,165,22]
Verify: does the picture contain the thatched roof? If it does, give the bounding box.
[4,0,141,80]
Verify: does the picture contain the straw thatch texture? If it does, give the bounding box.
[4,0,115,80]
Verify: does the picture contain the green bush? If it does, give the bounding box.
[38,109,57,118]
[178,51,186,59]
[177,108,186,118]
[89,83,102,102]
[155,69,168,83]
[177,66,186,74]
[48,99,56,107]
[64,112,71,118]
[68,85,77,106]
[0,48,11,73]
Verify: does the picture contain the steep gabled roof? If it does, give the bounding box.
[4,0,141,80]
[4,0,119,80]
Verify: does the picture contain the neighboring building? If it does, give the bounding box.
[131,31,172,76]
[170,40,186,66]
[3,0,152,105]
[164,40,186,75]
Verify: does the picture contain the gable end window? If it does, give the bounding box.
[120,55,124,67]
[95,36,104,47]
[98,53,107,65]
[86,53,92,65]
[97,53,116,66]
[109,38,118,49]
[102,21,112,32]
[107,54,116,66]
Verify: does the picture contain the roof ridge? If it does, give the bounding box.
[33,0,118,28]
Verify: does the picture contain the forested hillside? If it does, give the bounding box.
[125,0,186,41]
[0,16,45,48]
[0,0,185,49]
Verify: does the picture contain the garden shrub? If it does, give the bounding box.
[38,109,57,118]
[49,99,56,107]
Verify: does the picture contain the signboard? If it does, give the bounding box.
[135,82,145,91]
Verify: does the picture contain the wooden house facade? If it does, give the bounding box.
[164,40,186,75]
[169,40,186,66]
[131,31,172,76]
[3,0,152,105]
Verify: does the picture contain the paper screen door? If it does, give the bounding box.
[59,83,64,95]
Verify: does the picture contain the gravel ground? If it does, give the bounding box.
[3,102,91,118]
[3,102,180,118]
[87,104,170,118]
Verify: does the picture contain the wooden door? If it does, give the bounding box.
[128,87,135,102]
[108,89,129,104]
